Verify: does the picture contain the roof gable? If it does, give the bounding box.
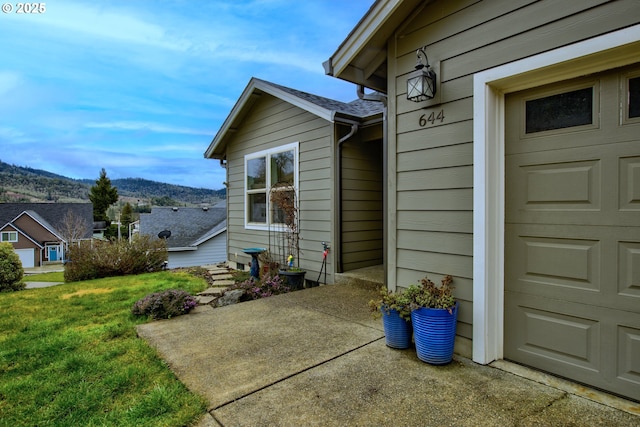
[13,210,63,241]
[204,78,383,159]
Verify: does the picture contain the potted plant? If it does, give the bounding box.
[408,274,458,365]
[269,183,306,290]
[369,288,413,349]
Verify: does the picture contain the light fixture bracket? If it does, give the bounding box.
[407,47,437,102]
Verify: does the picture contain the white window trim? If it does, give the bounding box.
[472,25,640,365]
[244,142,299,231]
[1,231,18,242]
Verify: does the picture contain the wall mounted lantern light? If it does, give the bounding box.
[407,47,436,102]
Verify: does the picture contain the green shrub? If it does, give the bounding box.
[131,289,198,319]
[0,242,25,292]
[65,235,168,282]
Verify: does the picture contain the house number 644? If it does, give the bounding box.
[419,109,445,127]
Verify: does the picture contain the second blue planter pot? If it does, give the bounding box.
[411,302,458,364]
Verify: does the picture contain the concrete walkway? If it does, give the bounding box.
[136,284,640,427]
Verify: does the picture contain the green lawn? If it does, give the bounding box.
[0,271,209,426]
[22,271,65,282]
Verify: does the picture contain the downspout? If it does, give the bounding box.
[356,85,388,283]
[336,123,359,273]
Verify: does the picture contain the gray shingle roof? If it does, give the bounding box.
[256,79,384,119]
[139,205,227,248]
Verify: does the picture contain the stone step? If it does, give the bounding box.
[195,295,216,305]
[211,279,235,287]
[198,287,228,297]
[210,273,233,280]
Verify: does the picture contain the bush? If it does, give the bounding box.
[131,289,198,319]
[65,235,168,282]
[0,242,25,292]
[227,274,291,301]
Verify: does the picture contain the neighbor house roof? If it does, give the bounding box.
[0,203,94,239]
[139,203,227,250]
[323,0,424,92]
[204,77,384,159]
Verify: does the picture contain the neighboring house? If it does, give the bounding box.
[204,78,384,284]
[0,203,93,267]
[139,203,227,269]
[320,0,640,400]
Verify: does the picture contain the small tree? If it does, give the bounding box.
[89,168,118,223]
[57,209,91,253]
[0,242,25,292]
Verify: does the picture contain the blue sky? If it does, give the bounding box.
[0,1,373,190]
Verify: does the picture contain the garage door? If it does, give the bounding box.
[505,65,640,401]
[14,248,35,268]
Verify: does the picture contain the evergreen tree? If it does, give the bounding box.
[89,168,118,223]
[120,202,134,227]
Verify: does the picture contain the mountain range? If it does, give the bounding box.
[0,160,226,206]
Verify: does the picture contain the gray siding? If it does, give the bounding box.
[226,94,335,282]
[167,232,227,269]
[391,0,639,340]
[340,134,383,271]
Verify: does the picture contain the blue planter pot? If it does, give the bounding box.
[411,302,458,365]
[381,307,412,349]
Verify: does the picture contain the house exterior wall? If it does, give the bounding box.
[13,215,59,243]
[167,232,227,269]
[388,0,640,345]
[340,132,384,271]
[2,225,41,266]
[226,93,335,283]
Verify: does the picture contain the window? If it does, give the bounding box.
[525,86,594,133]
[245,142,299,229]
[628,75,640,119]
[1,231,18,242]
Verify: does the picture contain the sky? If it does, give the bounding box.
[0,0,374,190]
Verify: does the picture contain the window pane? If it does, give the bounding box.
[248,193,267,223]
[525,87,593,133]
[629,76,640,119]
[247,157,266,190]
[270,150,294,186]
[271,189,296,226]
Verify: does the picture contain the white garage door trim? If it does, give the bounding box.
[15,248,35,268]
[472,24,640,365]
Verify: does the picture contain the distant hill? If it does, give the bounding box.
[0,160,226,206]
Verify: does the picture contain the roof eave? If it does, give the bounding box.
[324,0,424,91]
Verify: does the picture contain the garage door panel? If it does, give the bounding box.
[619,241,640,298]
[620,156,640,211]
[506,293,601,372]
[618,325,640,388]
[506,292,640,398]
[506,224,640,312]
[507,142,640,226]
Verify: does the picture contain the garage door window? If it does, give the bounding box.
[1,231,17,242]
[525,86,594,133]
[628,75,640,119]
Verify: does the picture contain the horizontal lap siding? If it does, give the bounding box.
[341,136,383,271]
[225,94,334,281]
[392,0,636,340]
